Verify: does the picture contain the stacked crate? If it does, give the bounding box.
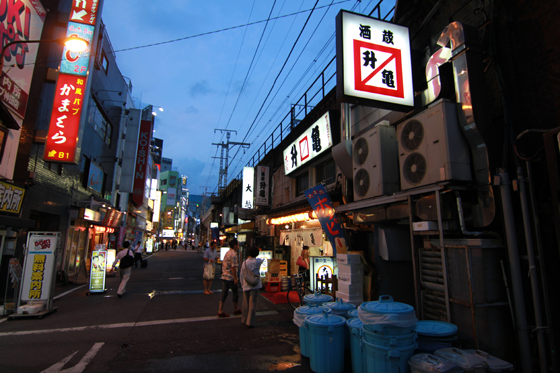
[265,259,281,292]
[336,253,363,305]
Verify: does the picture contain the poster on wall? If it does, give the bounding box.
[89,250,107,293]
[20,232,60,302]
[257,250,273,277]
[309,257,337,292]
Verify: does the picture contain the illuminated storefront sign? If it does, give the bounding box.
[255,166,269,206]
[132,120,152,206]
[20,233,60,302]
[0,181,26,214]
[309,257,337,292]
[0,0,46,126]
[153,191,161,223]
[283,112,333,175]
[44,0,102,163]
[162,229,175,237]
[242,167,254,209]
[336,10,413,111]
[267,211,318,225]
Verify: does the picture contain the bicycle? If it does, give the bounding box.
[287,272,312,309]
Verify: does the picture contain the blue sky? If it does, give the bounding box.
[101,0,395,196]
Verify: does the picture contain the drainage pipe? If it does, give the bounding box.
[498,169,532,373]
[455,191,484,236]
[517,166,547,373]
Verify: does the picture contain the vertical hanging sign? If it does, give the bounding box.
[305,184,348,256]
[131,120,153,206]
[242,167,254,209]
[255,166,269,206]
[43,0,101,164]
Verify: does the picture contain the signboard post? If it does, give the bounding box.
[88,245,107,293]
[12,232,61,319]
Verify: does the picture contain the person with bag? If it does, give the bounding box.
[202,241,217,294]
[240,246,263,328]
[297,246,310,273]
[112,241,135,298]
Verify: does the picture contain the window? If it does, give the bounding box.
[316,158,336,185]
[86,98,113,146]
[295,171,308,196]
[101,50,109,73]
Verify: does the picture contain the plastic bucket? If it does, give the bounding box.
[324,298,357,350]
[347,318,365,373]
[359,296,417,336]
[293,306,332,358]
[362,327,417,348]
[347,308,359,319]
[362,339,417,373]
[306,312,347,373]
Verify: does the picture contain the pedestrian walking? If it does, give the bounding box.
[134,241,143,268]
[112,241,135,298]
[217,239,242,317]
[203,241,218,294]
[240,246,263,328]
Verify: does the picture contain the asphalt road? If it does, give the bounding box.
[0,249,337,373]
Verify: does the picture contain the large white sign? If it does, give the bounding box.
[336,10,413,111]
[242,167,254,209]
[167,188,176,206]
[162,229,175,238]
[153,191,161,223]
[20,233,59,302]
[255,166,269,206]
[283,112,333,175]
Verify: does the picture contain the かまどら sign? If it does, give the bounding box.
[20,233,59,302]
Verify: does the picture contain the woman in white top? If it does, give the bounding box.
[240,246,263,328]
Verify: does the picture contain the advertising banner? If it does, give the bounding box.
[20,232,59,302]
[305,184,348,256]
[255,166,269,206]
[309,257,337,292]
[166,187,176,206]
[87,161,103,193]
[89,249,107,293]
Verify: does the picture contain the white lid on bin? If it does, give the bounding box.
[408,353,464,373]
[434,348,485,371]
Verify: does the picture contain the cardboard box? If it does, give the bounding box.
[338,280,362,296]
[336,253,361,265]
[337,263,363,276]
[338,271,364,284]
[268,259,280,273]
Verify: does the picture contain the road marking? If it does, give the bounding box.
[40,342,104,373]
[53,284,87,300]
[0,311,278,337]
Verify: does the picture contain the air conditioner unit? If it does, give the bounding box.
[397,99,471,191]
[352,121,399,201]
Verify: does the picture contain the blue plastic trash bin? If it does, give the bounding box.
[324,298,357,349]
[293,306,332,358]
[306,312,347,373]
[347,308,359,319]
[359,295,417,335]
[416,320,458,353]
[304,291,333,307]
[362,326,417,348]
[347,317,365,373]
[362,338,417,373]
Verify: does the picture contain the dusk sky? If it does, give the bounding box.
[101,0,395,196]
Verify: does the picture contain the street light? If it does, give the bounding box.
[151,106,164,116]
[0,36,88,72]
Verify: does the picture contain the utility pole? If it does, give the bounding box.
[212,129,250,193]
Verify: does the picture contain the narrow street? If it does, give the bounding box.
[0,250,319,373]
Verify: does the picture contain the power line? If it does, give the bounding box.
[111,1,352,54]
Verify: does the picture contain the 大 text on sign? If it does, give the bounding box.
[336,10,413,111]
[242,167,254,209]
[283,112,333,175]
